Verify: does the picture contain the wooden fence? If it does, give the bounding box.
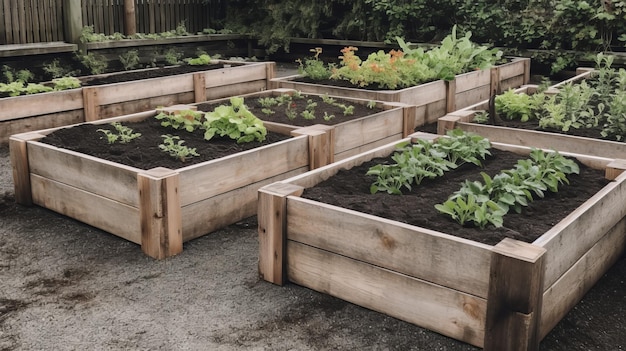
[0,0,227,45]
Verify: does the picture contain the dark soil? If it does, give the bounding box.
[302,148,610,246]
[196,93,385,127]
[487,117,610,140]
[40,118,291,170]
[79,63,229,87]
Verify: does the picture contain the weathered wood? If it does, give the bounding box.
[123,0,136,36]
[258,182,304,285]
[291,127,333,169]
[63,0,82,45]
[31,174,141,243]
[287,241,487,347]
[9,133,42,205]
[534,171,626,289]
[484,238,546,351]
[138,167,183,259]
[540,217,626,339]
[287,197,493,298]
[177,136,309,205]
[193,72,206,102]
[0,89,83,121]
[605,159,626,180]
[182,167,307,241]
[82,86,100,122]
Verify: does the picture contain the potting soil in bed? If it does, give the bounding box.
[302,149,610,246]
[40,117,290,170]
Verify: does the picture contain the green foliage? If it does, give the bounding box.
[77,52,109,75]
[495,88,543,122]
[159,135,199,162]
[2,65,33,83]
[163,48,184,65]
[296,48,333,80]
[97,122,141,144]
[155,109,204,132]
[119,50,141,71]
[43,59,77,79]
[203,97,267,143]
[367,130,491,194]
[436,148,579,228]
[187,54,212,66]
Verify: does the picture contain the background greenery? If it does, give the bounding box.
[224,0,626,69]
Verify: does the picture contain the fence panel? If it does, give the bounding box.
[84,0,225,36]
[0,0,64,44]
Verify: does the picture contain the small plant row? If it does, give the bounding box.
[298,26,503,90]
[477,53,626,141]
[256,91,375,121]
[79,24,234,43]
[97,97,267,162]
[0,65,81,96]
[367,129,492,195]
[435,149,580,229]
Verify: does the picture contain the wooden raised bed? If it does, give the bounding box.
[0,60,275,144]
[258,132,626,350]
[436,69,626,160]
[193,89,414,163]
[270,58,530,128]
[9,107,331,259]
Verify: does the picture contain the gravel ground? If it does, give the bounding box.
[0,63,624,350]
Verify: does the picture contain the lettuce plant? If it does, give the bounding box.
[203,97,267,143]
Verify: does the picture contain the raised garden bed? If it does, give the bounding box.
[437,67,626,159]
[8,104,333,259]
[0,60,275,144]
[257,132,626,350]
[193,89,414,163]
[270,57,530,129]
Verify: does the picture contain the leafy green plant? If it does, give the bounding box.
[77,52,109,75]
[119,50,141,71]
[22,83,53,95]
[163,48,184,65]
[0,82,25,96]
[436,148,579,228]
[187,54,212,66]
[155,109,204,132]
[296,47,333,80]
[159,134,199,162]
[52,77,81,91]
[495,89,536,122]
[43,59,75,79]
[2,65,33,83]
[97,122,141,144]
[367,130,491,194]
[202,96,267,143]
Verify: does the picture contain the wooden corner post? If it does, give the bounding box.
[258,182,304,285]
[484,238,546,351]
[291,126,334,169]
[138,168,183,259]
[193,73,207,102]
[9,133,42,206]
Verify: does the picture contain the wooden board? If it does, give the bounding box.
[287,197,493,298]
[287,241,487,347]
[177,135,310,206]
[0,89,83,120]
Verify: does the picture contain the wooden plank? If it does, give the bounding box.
[205,80,266,101]
[177,135,309,206]
[0,110,83,144]
[455,69,491,92]
[17,0,25,43]
[287,197,493,298]
[30,174,141,244]
[334,133,402,161]
[0,89,83,121]
[287,241,487,347]
[455,85,491,111]
[258,182,305,285]
[534,171,626,288]
[204,63,269,88]
[456,122,626,160]
[98,92,195,118]
[27,142,141,207]
[31,0,40,43]
[605,159,626,180]
[183,167,307,242]
[138,167,183,259]
[94,74,194,105]
[540,217,626,339]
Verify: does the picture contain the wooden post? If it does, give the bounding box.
[445,79,456,113]
[490,65,502,96]
[138,168,183,259]
[124,0,137,36]
[63,0,83,45]
[193,73,207,103]
[257,182,304,285]
[291,126,333,169]
[9,133,43,206]
[605,159,626,180]
[484,238,546,351]
[82,87,99,122]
